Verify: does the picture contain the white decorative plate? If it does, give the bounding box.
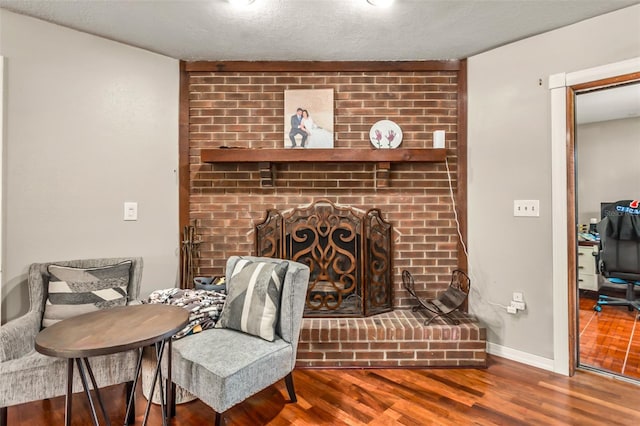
[369,120,403,149]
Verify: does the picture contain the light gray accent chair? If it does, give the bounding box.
[168,256,310,426]
[0,257,143,426]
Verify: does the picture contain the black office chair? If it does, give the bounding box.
[593,200,640,315]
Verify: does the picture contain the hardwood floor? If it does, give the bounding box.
[5,355,640,425]
[579,294,640,380]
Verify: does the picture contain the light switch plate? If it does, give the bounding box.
[513,200,540,217]
[124,202,138,221]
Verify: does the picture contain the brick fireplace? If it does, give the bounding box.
[180,60,485,367]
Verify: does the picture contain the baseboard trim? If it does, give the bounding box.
[487,342,554,372]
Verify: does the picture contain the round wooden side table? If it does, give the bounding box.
[35,304,189,426]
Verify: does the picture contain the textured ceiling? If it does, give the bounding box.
[0,0,638,61]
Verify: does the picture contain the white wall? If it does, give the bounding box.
[0,11,180,323]
[468,5,640,364]
[577,117,640,225]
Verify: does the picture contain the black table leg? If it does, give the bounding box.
[155,342,167,426]
[65,359,73,426]
[75,358,100,426]
[169,382,177,418]
[124,347,144,426]
[83,358,111,426]
[166,338,175,418]
[142,339,166,426]
[124,381,135,425]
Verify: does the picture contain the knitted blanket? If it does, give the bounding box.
[146,288,227,339]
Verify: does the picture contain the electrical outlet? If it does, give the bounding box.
[511,301,526,310]
[513,200,540,217]
[513,292,524,303]
[507,305,517,314]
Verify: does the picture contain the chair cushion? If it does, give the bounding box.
[170,328,293,413]
[215,258,287,341]
[42,261,132,328]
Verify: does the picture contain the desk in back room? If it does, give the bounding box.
[578,240,599,291]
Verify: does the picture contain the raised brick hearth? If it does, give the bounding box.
[296,309,486,368]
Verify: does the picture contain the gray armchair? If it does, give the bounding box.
[0,257,143,426]
[168,256,310,426]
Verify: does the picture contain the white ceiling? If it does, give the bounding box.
[0,0,638,61]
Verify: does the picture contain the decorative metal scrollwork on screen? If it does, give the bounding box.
[255,199,392,317]
[365,209,392,315]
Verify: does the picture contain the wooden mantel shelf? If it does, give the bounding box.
[201,148,446,163]
[200,148,447,187]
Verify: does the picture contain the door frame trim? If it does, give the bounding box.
[549,57,640,376]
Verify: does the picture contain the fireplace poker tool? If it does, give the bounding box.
[181,225,201,289]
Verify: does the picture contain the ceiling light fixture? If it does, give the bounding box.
[367,0,394,7]
[229,0,255,6]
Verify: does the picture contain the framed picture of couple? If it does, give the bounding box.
[284,89,334,149]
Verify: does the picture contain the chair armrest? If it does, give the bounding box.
[0,311,41,362]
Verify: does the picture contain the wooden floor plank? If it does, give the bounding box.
[5,355,640,425]
[579,294,640,381]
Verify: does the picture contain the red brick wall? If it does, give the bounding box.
[186,68,462,308]
[297,311,486,368]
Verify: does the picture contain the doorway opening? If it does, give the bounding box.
[573,82,640,381]
[550,57,640,377]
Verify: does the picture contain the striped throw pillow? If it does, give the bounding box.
[42,261,132,328]
[215,259,288,341]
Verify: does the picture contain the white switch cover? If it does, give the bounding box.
[124,202,138,221]
[513,200,540,217]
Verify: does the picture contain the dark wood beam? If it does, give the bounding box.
[185,60,461,73]
[200,148,447,163]
[456,59,468,275]
[178,61,190,288]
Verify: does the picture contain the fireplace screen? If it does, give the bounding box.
[255,199,392,317]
